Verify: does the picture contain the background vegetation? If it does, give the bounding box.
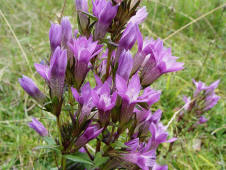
[0,0,225,169]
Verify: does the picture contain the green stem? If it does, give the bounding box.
[57,116,66,169]
[104,48,113,81]
[61,156,66,170]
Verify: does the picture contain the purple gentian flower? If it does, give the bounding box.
[28,117,48,137]
[19,75,46,104]
[129,6,148,25]
[69,36,102,87]
[131,37,156,75]
[121,138,157,170]
[92,78,117,125]
[71,83,94,123]
[49,23,62,52]
[141,38,184,86]
[198,116,208,124]
[192,79,220,111]
[153,163,168,170]
[115,23,142,63]
[116,50,133,82]
[61,17,72,47]
[35,47,67,99]
[121,150,156,170]
[116,74,161,124]
[115,7,147,62]
[204,94,220,111]
[121,121,173,169]
[147,123,177,150]
[92,0,118,40]
[134,109,162,137]
[75,124,103,148]
[75,0,89,34]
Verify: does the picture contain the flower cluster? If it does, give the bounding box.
[179,79,220,128]
[18,0,219,169]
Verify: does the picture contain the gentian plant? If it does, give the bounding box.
[19,0,220,169]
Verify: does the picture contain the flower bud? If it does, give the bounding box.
[61,17,72,47]
[75,0,89,35]
[49,23,62,52]
[19,75,46,104]
[116,50,133,81]
[92,0,118,40]
[28,117,48,136]
[49,47,67,99]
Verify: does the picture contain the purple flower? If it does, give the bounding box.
[198,116,208,124]
[71,83,94,123]
[35,47,67,99]
[121,120,173,169]
[121,138,157,170]
[134,109,162,137]
[129,6,148,25]
[92,78,117,124]
[49,23,62,52]
[141,38,184,86]
[121,150,156,170]
[204,94,220,111]
[116,50,133,81]
[61,17,72,47]
[115,23,142,63]
[116,74,161,124]
[75,0,89,34]
[69,36,102,88]
[192,79,220,111]
[131,38,155,75]
[114,7,147,62]
[75,124,103,148]
[92,0,118,40]
[153,163,168,170]
[147,123,177,150]
[28,117,48,136]
[19,75,46,104]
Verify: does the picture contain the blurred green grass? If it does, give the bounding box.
[0,0,225,169]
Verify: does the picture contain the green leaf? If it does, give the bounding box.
[94,152,109,168]
[43,136,56,145]
[80,11,97,21]
[110,141,128,149]
[64,153,94,166]
[34,145,60,151]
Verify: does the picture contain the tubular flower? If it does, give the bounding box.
[71,82,94,123]
[153,163,168,170]
[116,50,133,81]
[35,47,67,99]
[134,109,163,137]
[198,116,208,124]
[121,138,156,170]
[75,124,103,148]
[115,7,147,62]
[75,0,89,34]
[192,79,220,111]
[141,38,184,86]
[19,75,46,104]
[116,74,161,124]
[115,22,142,63]
[49,23,62,52]
[92,0,118,40]
[193,80,220,113]
[129,6,148,25]
[28,117,48,137]
[147,123,177,150]
[61,17,72,47]
[92,78,117,125]
[69,36,102,88]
